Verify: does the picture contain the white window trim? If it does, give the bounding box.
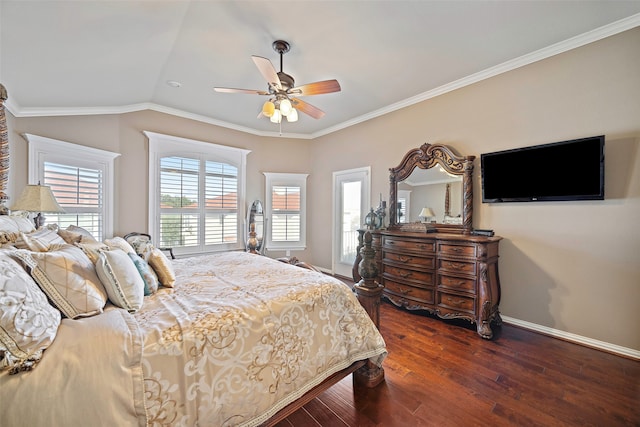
[263,172,308,252]
[23,133,120,238]
[146,131,250,255]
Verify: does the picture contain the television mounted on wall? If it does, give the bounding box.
[481,135,605,203]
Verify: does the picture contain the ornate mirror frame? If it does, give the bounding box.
[388,143,475,234]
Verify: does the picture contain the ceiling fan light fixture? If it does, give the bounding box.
[286,108,298,122]
[262,100,275,117]
[279,98,292,116]
[270,109,282,123]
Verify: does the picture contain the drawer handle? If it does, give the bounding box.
[444,261,466,270]
[398,256,413,263]
[445,279,466,287]
[399,271,413,279]
[416,244,429,250]
[399,288,412,295]
[446,297,465,307]
[449,247,463,252]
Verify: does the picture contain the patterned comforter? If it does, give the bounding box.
[1,251,387,427]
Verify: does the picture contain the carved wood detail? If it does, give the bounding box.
[388,143,475,234]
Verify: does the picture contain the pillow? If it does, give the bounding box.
[57,225,98,245]
[147,247,176,288]
[12,245,108,319]
[0,251,61,373]
[15,228,66,251]
[76,241,110,264]
[65,225,97,241]
[128,237,154,260]
[95,250,144,312]
[128,253,159,295]
[0,215,35,244]
[103,236,135,254]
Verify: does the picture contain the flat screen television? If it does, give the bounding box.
[481,135,605,203]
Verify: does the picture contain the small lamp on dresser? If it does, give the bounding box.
[11,183,65,228]
[419,207,436,223]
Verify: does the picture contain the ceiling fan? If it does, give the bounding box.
[214,40,341,123]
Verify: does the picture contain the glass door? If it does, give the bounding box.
[333,167,370,278]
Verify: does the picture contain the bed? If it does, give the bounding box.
[0,217,386,427]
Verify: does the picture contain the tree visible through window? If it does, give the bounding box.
[159,156,238,249]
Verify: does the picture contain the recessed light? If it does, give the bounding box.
[166,80,182,88]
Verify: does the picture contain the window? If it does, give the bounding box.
[264,172,308,251]
[24,134,120,240]
[147,132,250,255]
[397,190,411,224]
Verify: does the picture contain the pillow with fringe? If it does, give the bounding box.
[95,250,144,312]
[0,251,61,374]
[12,245,107,319]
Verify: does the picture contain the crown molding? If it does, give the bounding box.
[6,13,640,140]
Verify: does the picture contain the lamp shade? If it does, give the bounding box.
[419,207,435,219]
[11,184,65,213]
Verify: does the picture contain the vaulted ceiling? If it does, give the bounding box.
[2,1,639,138]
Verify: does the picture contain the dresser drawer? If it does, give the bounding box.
[437,292,475,314]
[384,279,434,304]
[439,243,477,257]
[384,237,435,253]
[438,275,476,293]
[384,265,434,285]
[438,259,476,275]
[384,251,435,269]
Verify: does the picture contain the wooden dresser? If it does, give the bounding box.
[374,230,502,339]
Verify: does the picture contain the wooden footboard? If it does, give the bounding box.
[261,360,367,426]
[264,230,385,425]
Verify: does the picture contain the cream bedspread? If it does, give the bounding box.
[1,251,387,427]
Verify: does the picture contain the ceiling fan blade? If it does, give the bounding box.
[291,97,325,119]
[251,55,282,91]
[214,87,269,95]
[290,79,341,96]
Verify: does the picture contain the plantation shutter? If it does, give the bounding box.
[159,155,238,250]
[271,185,301,242]
[43,161,103,240]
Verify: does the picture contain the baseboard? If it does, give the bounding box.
[501,315,640,360]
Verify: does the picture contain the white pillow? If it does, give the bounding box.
[0,251,61,373]
[95,250,144,313]
[0,215,35,244]
[12,245,107,319]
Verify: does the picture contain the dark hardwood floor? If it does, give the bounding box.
[275,301,640,426]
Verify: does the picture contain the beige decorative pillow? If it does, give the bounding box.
[13,245,108,319]
[95,250,144,312]
[65,225,97,241]
[76,241,110,264]
[147,247,176,288]
[0,251,61,373]
[103,236,135,254]
[15,228,66,252]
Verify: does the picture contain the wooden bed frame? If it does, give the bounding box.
[0,83,385,425]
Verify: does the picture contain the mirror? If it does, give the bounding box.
[246,200,265,253]
[389,143,475,234]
